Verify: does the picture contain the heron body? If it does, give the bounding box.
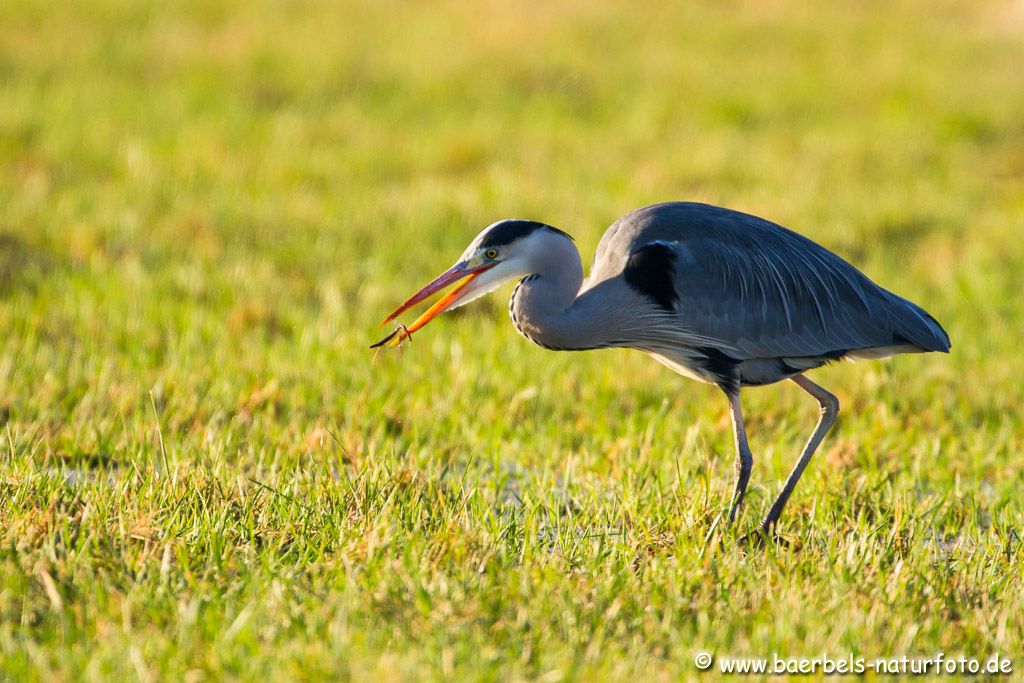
[375,202,950,536]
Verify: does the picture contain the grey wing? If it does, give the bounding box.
[591,202,950,360]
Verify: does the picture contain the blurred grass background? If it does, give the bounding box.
[1,0,1022,680]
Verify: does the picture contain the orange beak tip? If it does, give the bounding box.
[374,263,491,348]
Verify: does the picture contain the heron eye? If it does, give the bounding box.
[484,249,498,260]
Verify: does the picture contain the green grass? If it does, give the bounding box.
[2,0,1023,679]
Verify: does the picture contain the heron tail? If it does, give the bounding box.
[892,297,951,353]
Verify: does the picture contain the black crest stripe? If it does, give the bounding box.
[623,242,679,311]
[479,220,574,249]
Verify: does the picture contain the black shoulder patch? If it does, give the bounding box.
[623,242,678,311]
[479,220,574,249]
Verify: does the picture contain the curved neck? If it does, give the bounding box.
[509,237,610,351]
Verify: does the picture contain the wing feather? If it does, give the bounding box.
[587,202,950,360]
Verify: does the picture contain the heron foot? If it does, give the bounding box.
[726,494,746,527]
[737,526,790,549]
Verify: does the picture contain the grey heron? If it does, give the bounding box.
[373,202,950,538]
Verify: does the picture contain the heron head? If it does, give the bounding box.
[373,219,573,347]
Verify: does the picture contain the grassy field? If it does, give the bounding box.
[2,0,1023,679]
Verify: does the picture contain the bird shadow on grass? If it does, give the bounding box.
[53,450,126,487]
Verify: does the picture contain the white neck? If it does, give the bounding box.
[508,233,614,351]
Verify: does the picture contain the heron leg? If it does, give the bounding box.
[760,374,839,532]
[726,391,753,525]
